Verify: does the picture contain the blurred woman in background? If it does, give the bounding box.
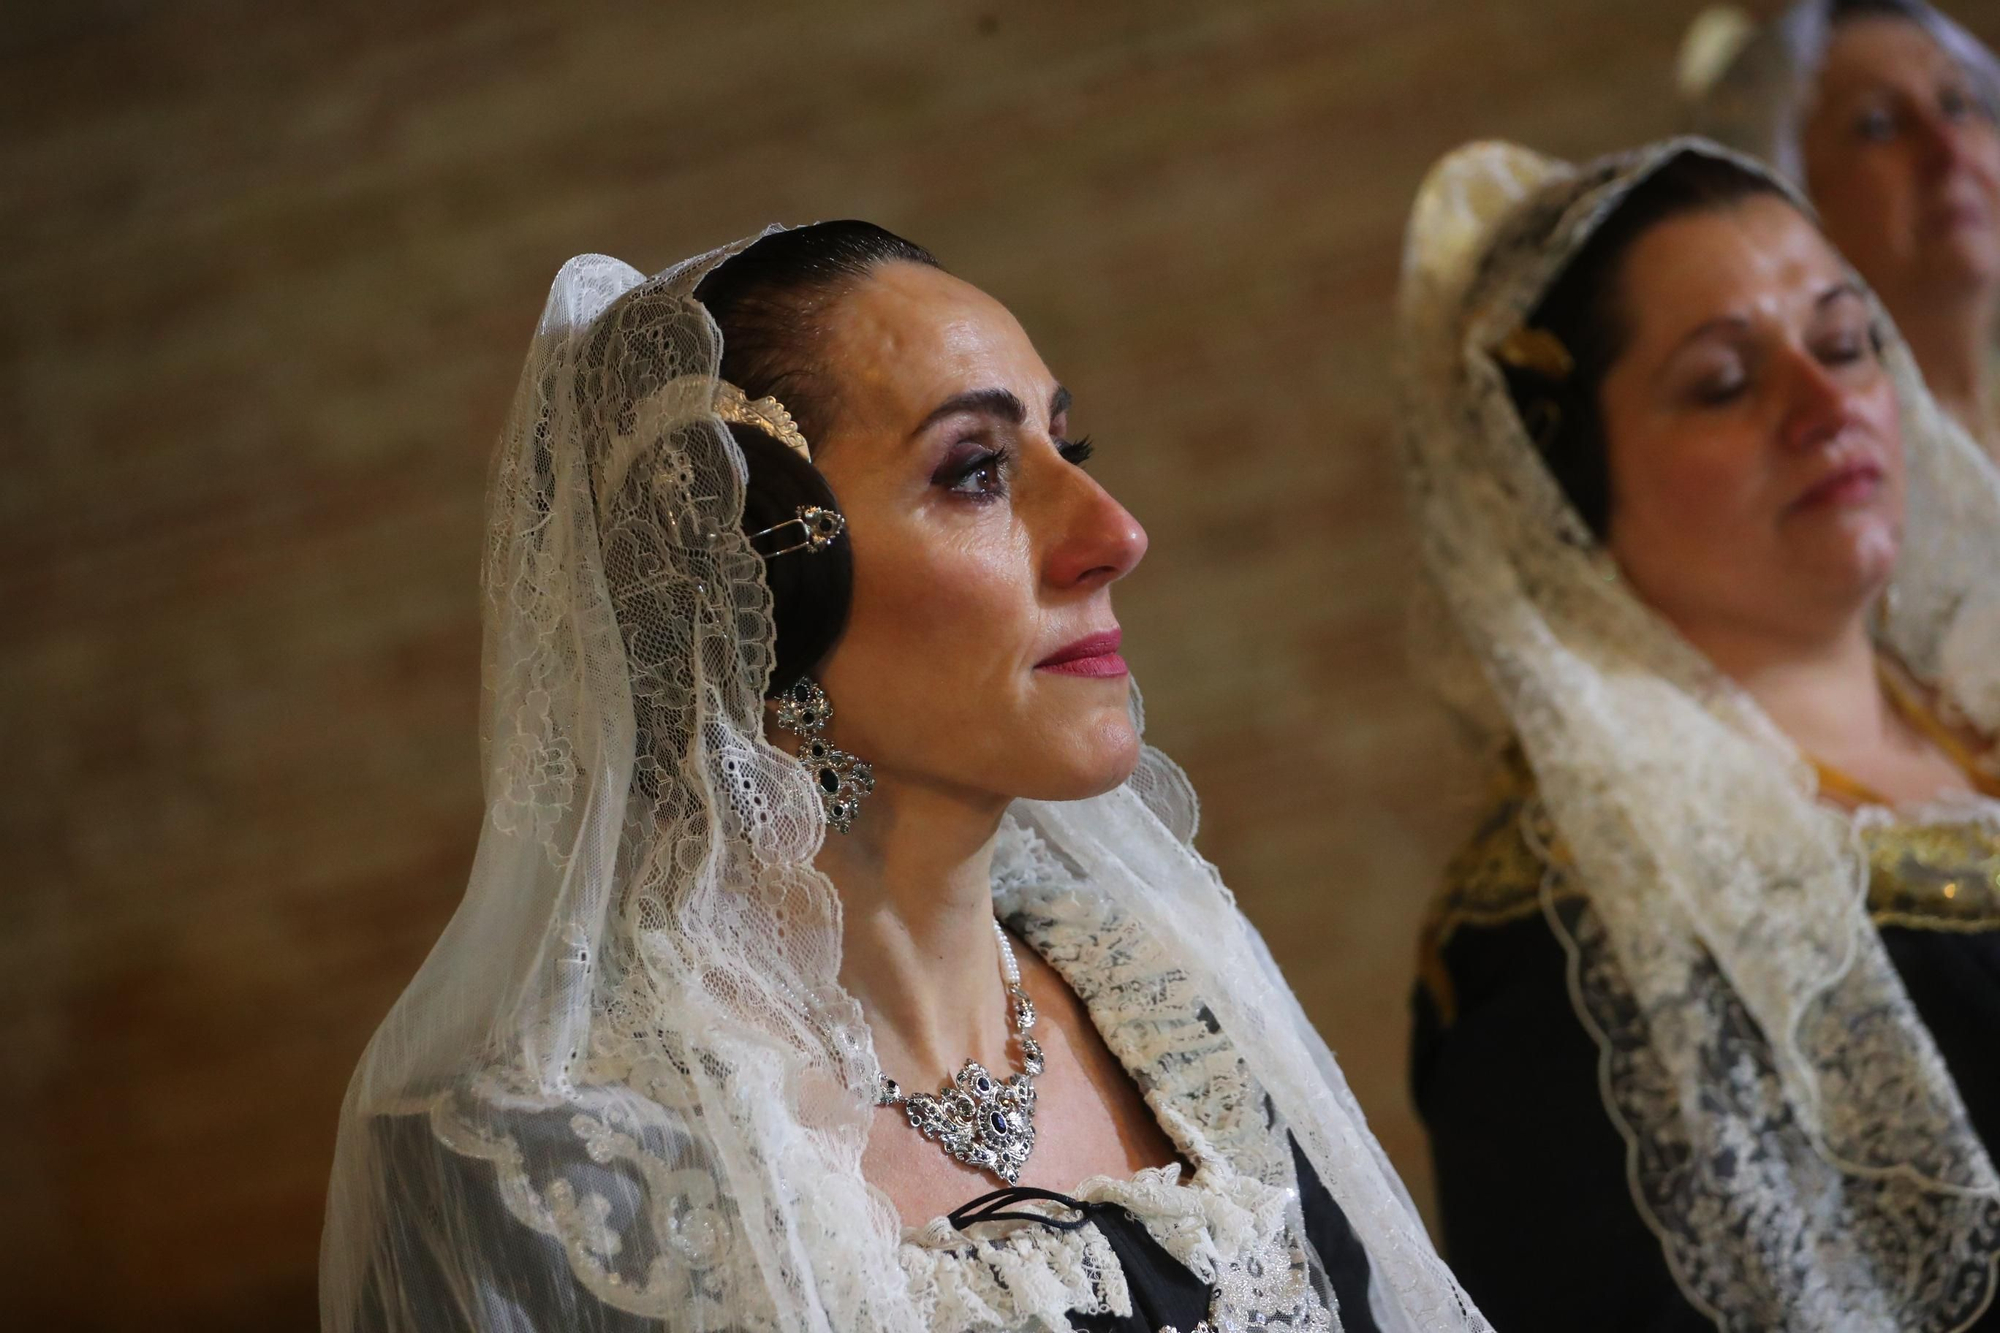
[319,223,1492,1332]
[1399,138,2000,1331]
[1688,0,2000,459]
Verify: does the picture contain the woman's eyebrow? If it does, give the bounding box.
[910,388,1025,437]
[910,384,1074,436]
[1665,314,1751,361]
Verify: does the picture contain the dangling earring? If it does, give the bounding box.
[772,679,875,833]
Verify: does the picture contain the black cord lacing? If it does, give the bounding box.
[947,1185,1095,1232]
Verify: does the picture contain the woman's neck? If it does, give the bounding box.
[1891,282,2000,460]
[816,772,1017,1091]
[1683,610,1889,769]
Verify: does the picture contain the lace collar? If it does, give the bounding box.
[892,842,1333,1331]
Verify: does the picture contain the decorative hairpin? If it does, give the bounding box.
[1491,325,1576,382]
[748,504,846,557]
[715,381,812,462]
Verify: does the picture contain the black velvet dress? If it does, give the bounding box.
[1411,752,2000,1332]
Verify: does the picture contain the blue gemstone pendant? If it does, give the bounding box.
[877,924,1043,1185]
[900,1058,1039,1184]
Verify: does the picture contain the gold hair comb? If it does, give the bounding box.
[715,381,812,462]
[1491,326,1576,382]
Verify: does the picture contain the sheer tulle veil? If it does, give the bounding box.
[320,237,1491,1332]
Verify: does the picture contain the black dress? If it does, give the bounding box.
[948,1135,1378,1333]
[1411,756,2000,1332]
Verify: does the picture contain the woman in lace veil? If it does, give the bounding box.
[1400,138,2000,1330]
[1683,1,2000,458]
[320,222,1490,1333]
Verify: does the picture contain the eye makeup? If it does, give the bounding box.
[929,434,1099,503]
[935,441,1011,500]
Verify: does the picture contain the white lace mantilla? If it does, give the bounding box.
[328,240,1481,1333]
[891,865,1336,1332]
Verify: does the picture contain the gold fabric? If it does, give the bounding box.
[1419,749,2000,1024]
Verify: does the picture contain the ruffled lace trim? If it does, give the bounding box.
[889,823,1333,1330]
[900,1163,1326,1332]
[900,1203,1129,1330]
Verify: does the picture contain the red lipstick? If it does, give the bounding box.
[1036,629,1127,678]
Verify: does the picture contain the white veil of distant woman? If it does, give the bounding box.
[1682,0,2000,181]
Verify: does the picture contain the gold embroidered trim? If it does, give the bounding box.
[1419,753,2000,1024]
[1863,821,2000,934]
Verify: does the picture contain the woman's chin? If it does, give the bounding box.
[1844,515,1901,586]
[1799,525,1899,609]
[1016,718,1143,802]
[1934,226,2000,287]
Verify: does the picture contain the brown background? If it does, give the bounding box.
[10,1,1997,1327]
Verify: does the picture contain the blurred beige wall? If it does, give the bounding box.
[10,1,1995,1327]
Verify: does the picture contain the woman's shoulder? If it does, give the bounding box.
[1431,750,1569,927]
[1416,747,1582,1024]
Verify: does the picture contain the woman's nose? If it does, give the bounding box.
[1913,106,1982,180]
[1780,349,1862,454]
[1044,470,1148,591]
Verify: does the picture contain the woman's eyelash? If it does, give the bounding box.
[954,449,1005,479]
[935,435,1095,499]
[935,445,1010,498]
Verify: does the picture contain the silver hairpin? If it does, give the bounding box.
[748,505,846,557]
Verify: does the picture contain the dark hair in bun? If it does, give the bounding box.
[693,221,942,694]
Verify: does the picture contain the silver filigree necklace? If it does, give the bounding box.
[874,919,1044,1184]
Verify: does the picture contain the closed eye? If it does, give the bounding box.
[1816,332,1870,366]
[1693,376,1747,407]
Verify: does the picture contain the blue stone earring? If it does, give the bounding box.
[772,679,874,834]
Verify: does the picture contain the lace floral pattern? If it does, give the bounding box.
[1420,753,2000,973]
[1563,899,2000,1332]
[893,854,1337,1331]
[1422,766,2000,1328]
